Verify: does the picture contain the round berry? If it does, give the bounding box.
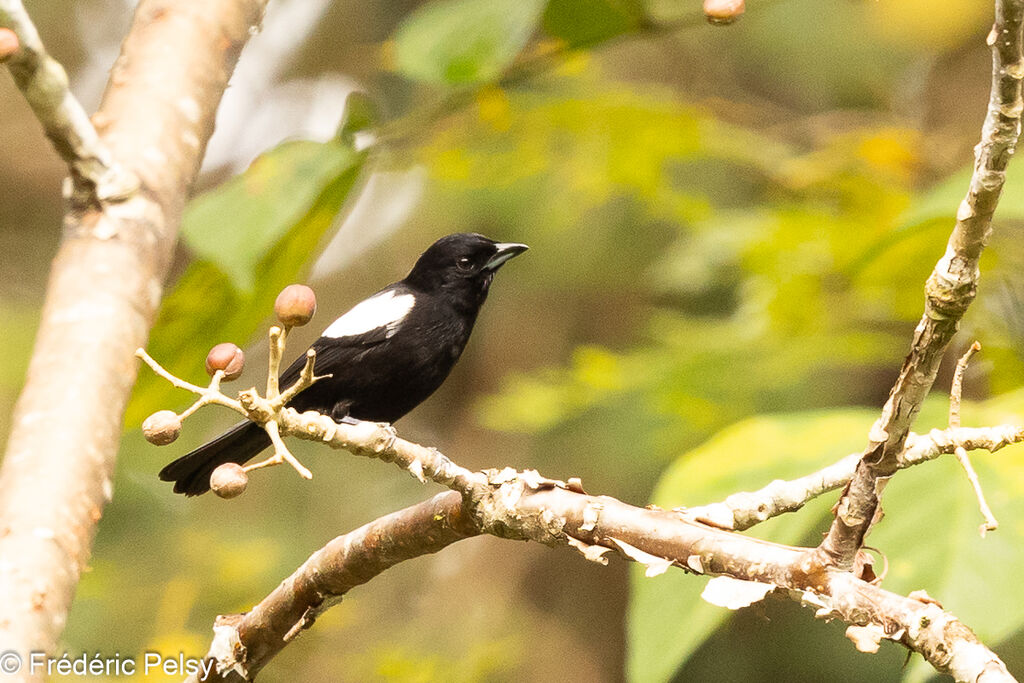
[210,463,249,499]
[0,29,19,62]
[704,0,744,24]
[142,410,181,446]
[206,343,245,381]
[274,284,317,327]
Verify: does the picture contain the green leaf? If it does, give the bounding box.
[896,166,970,233]
[337,91,378,146]
[181,141,357,293]
[628,409,876,683]
[393,0,546,86]
[850,162,1024,289]
[127,140,365,428]
[542,0,644,47]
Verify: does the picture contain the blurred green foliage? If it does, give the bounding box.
[542,0,645,46]
[466,82,1024,454]
[393,0,547,85]
[182,142,360,293]
[2,0,1022,681]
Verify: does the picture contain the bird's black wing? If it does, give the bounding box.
[278,283,414,391]
[277,324,394,392]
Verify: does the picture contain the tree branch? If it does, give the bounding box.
[189,464,1014,683]
[138,346,1017,683]
[0,0,268,673]
[0,0,137,203]
[682,424,1024,531]
[816,0,1024,570]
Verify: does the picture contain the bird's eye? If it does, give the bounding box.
[456,257,473,271]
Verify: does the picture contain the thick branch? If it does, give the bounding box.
[0,0,136,202]
[193,479,1013,683]
[525,488,1008,683]
[191,492,477,682]
[817,0,1024,569]
[0,1,268,673]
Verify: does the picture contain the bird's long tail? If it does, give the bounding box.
[158,421,270,496]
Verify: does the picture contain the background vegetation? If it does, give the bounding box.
[2,0,1023,680]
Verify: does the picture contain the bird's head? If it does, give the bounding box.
[404,233,528,303]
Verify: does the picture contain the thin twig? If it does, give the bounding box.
[954,446,999,536]
[950,341,982,428]
[680,425,1024,531]
[241,455,280,473]
[135,349,242,413]
[266,326,285,399]
[0,0,137,203]
[276,349,324,407]
[178,370,226,421]
[139,336,316,480]
[947,342,999,535]
[265,419,312,479]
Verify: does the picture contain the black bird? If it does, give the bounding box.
[159,232,528,495]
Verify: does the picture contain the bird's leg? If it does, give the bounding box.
[330,402,359,425]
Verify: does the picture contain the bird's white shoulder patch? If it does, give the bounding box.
[322,290,416,339]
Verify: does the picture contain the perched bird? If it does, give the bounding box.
[160,232,528,495]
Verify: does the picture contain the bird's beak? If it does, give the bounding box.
[484,242,529,271]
